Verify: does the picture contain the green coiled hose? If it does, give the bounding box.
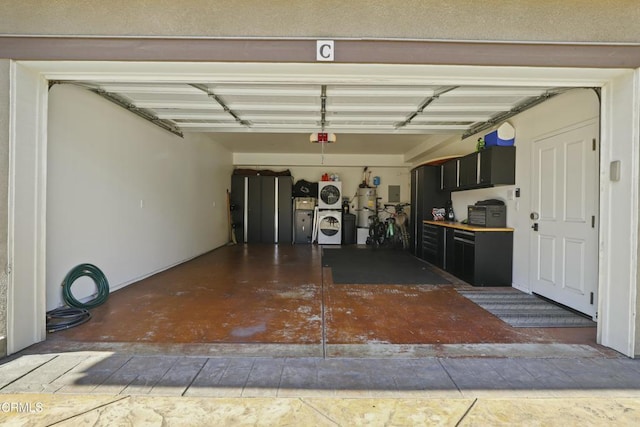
[61,263,110,309]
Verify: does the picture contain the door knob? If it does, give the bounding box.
[530,212,539,220]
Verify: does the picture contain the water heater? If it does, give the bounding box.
[357,187,377,228]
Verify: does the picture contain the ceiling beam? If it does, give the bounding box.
[178,123,468,134]
[411,115,492,122]
[461,88,577,139]
[97,84,202,95]
[134,101,223,110]
[231,104,321,112]
[155,113,235,120]
[416,104,515,112]
[240,114,321,121]
[395,86,459,129]
[212,86,319,97]
[440,87,547,97]
[189,84,251,127]
[327,87,436,97]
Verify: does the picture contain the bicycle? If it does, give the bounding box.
[382,203,410,250]
[365,198,386,247]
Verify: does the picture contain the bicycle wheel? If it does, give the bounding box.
[375,222,386,246]
[369,221,376,237]
[368,221,377,246]
[393,225,403,249]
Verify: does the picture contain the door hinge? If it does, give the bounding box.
[592,138,597,151]
[592,216,595,228]
[590,292,594,305]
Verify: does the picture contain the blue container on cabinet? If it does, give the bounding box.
[484,123,515,147]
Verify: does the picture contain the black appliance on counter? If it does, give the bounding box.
[467,199,506,228]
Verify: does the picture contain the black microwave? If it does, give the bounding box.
[467,204,506,227]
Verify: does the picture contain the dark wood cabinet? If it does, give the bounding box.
[478,146,516,186]
[458,153,479,188]
[276,176,294,243]
[414,146,516,279]
[422,223,443,267]
[474,230,513,286]
[443,227,455,273]
[422,221,513,286]
[422,224,457,272]
[230,175,246,242]
[440,146,515,191]
[441,160,458,190]
[452,230,476,283]
[410,165,449,257]
[231,174,293,244]
[246,175,263,242]
[453,228,513,286]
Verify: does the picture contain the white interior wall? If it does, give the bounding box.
[290,166,410,209]
[234,164,410,211]
[416,89,600,291]
[46,84,232,310]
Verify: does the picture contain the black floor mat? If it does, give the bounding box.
[322,247,450,285]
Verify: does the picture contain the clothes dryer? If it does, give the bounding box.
[317,210,342,244]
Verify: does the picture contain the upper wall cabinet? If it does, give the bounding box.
[441,160,459,191]
[441,146,516,191]
[458,154,479,188]
[478,146,516,187]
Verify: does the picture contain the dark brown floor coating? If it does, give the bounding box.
[326,284,539,344]
[48,244,596,346]
[51,244,323,344]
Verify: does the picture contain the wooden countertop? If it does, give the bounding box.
[423,220,514,232]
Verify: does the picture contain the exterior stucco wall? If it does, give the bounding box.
[0,60,9,357]
[0,0,639,43]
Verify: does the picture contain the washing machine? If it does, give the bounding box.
[317,210,342,244]
[318,181,342,209]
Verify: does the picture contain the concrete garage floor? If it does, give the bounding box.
[41,244,605,357]
[3,245,640,425]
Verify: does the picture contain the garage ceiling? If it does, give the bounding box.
[37,58,618,156]
[63,79,566,154]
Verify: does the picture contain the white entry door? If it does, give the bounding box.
[530,122,599,319]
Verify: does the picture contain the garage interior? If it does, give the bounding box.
[37,63,605,357]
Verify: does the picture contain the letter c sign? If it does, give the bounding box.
[317,40,334,62]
